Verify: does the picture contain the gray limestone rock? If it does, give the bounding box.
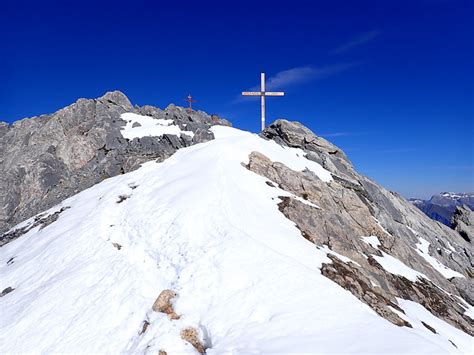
[0,122,9,138]
[452,205,474,243]
[243,120,474,333]
[100,90,134,111]
[261,119,350,163]
[246,150,473,333]
[193,128,214,144]
[0,91,230,235]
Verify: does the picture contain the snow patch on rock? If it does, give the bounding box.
[361,235,382,249]
[120,112,194,140]
[373,252,427,282]
[211,126,332,182]
[415,238,464,279]
[318,245,361,266]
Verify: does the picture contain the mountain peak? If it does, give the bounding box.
[0,94,229,234]
[97,90,134,111]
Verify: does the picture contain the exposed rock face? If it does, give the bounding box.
[0,91,230,235]
[252,119,473,334]
[452,205,474,243]
[0,206,71,247]
[320,254,412,328]
[0,122,9,138]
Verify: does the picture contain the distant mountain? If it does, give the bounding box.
[410,192,474,226]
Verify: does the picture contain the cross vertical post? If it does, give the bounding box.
[261,72,265,131]
[242,72,284,131]
[184,94,197,112]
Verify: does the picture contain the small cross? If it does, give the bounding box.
[184,94,197,112]
[242,73,285,131]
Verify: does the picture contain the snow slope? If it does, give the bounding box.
[0,127,471,353]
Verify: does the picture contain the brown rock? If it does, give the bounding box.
[139,320,149,335]
[321,255,411,328]
[152,290,180,319]
[180,327,206,354]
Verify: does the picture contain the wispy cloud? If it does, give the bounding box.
[330,30,380,55]
[234,63,359,103]
[260,63,359,91]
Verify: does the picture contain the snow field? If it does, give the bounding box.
[0,126,471,353]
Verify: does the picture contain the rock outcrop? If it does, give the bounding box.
[152,290,179,320]
[452,205,474,243]
[253,119,473,334]
[180,327,206,354]
[0,91,230,235]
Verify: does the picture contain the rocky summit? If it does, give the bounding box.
[0,91,230,236]
[0,93,472,353]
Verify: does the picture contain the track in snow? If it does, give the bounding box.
[1,127,471,353]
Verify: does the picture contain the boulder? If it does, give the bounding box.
[180,327,206,354]
[0,286,14,297]
[152,289,179,319]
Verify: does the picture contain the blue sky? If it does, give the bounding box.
[1,0,473,198]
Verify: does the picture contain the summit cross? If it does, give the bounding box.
[242,72,285,131]
[184,94,197,112]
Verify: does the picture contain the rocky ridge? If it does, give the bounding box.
[253,120,473,334]
[1,98,472,339]
[0,91,230,236]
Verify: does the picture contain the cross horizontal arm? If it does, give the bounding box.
[242,91,262,96]
[264,92,285,96]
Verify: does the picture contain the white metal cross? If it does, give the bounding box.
[242,72,285,131]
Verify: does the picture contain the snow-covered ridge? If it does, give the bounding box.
[441,192,474,199]
[211,126,333,182]
[120,112,195,140]
[0,126,471,353]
